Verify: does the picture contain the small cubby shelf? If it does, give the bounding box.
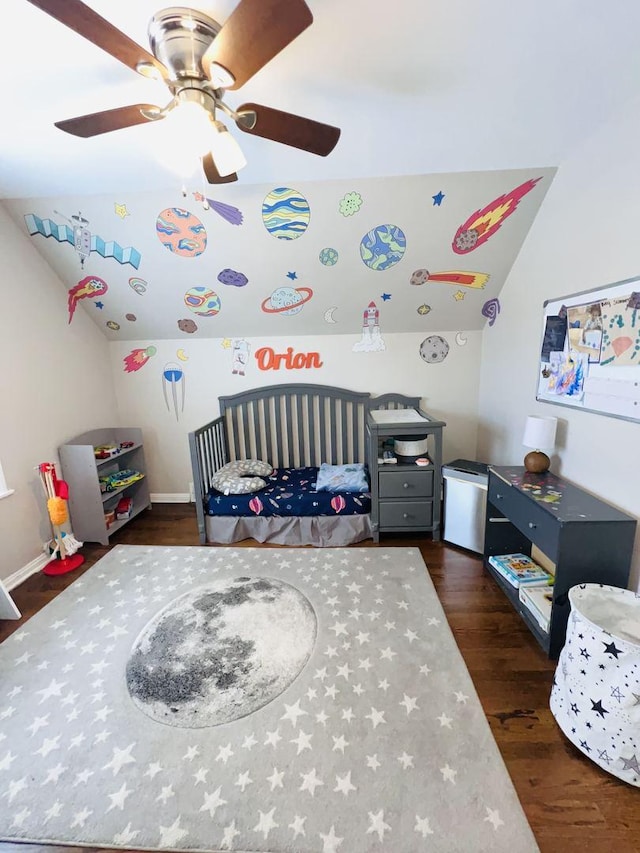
[59,427,151,546]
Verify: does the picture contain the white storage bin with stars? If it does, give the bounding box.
[550,583,640,787]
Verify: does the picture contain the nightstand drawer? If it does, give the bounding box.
[379,469,433,499]
[379,500,433,528]
[489,480,559,556]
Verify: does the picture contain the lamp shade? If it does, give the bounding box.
[523,415,557,450]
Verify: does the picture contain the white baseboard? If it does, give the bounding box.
[5,552,49,592]
[151,493,191,503]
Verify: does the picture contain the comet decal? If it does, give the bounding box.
[67,275,108,323]
[452,177,542,254]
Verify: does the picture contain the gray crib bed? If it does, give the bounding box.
[188,383,420,546]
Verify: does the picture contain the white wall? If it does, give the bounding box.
[0,205,120,581]
[110,331,483,496]
[477,97,640,590]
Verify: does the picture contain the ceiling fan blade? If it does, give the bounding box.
[55,104,164,138]
[202,154,238,184]
[202,0,312,90]
[236,103,340,156]
[26,0,167,78]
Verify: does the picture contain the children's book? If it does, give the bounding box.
[519,585,554,632]
[488,553,553,588]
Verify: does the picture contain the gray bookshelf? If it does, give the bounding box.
[59,427,151,545]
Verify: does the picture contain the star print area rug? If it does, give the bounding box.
[0,545,538,852]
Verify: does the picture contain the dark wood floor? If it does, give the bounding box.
[2,505,639,853]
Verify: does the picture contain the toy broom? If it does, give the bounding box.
[38,462,84,576]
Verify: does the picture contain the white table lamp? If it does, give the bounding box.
[522,415,557,473]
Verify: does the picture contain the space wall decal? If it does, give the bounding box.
[262,188,310,240]
[156,207,207,257]
[261,286,313,315]
[126,577,317,727]
[178,318,198,334]
[25,212,141,269]
[114,203,130,219]
[339,191,363,216]
[452,177,541,254]
[410,269,490,289]
[123,346,157,373]
[68,275,108,323]
[193,191,243,226]
[353,301,385,352]
[129,277,147,295]
[217,268,248,287]
[319,247,339,266]
[482,297,501,326]
[419,336,450,363]
[231,339,251,375]
[162,362,186,421]
[360,224,406,270]
[184,286,221,316]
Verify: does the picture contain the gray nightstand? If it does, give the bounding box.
[366,405,446,543]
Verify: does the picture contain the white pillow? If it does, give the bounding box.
[210,459,272,495]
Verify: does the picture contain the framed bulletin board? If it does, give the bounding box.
[537,276,640,422]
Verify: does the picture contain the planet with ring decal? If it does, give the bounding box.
[261,286,313,315]
[262,187,310,240]
[360,224,406,270]
[319,247,339,266]
[184,286,221,316]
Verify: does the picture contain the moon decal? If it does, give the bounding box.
[455,332,468,346]
[324,306,338,324]
[176,348,189,361]
[126,577,317,727]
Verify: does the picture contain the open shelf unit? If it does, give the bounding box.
[59,428,151,546]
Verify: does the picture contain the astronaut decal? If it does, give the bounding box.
[232,339,251,376]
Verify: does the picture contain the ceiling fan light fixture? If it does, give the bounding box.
[209,119,247,177]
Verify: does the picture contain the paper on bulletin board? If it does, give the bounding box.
[537,277,640,423]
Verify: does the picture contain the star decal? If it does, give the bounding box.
[286,271,298,280]
[432,190,445,206]
[381,293,391,301]
[114,203,130,219]
[94,301,104,309]
[453,290,465,301]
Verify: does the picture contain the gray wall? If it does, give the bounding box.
[477,97,640,591]
[0,205,119,581]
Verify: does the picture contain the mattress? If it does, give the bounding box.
[205,466,371,518]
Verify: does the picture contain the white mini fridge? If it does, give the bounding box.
[442,459,489,554]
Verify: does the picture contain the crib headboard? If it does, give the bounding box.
[188,383,422,542]
[219,383,372,468]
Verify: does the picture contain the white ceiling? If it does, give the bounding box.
[2,0,640,199]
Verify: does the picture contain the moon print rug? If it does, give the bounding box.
[0,545,538,852]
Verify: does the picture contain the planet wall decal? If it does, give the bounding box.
[419,335,450,363]
[262,187,310,240]
[319,247,339,266]
[184,286,221,316]
[360,224,406,271]
[261,286,313,315]
[126,576,317,727]
[156,207,207,257]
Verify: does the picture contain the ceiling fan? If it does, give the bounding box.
[26,0,341,183]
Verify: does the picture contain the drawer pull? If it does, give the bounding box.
[528,522,537,529]
[495,493,503,500]
[403,483,409,489]
[403,513,409,519]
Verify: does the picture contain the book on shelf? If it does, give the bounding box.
[519,585,554,632]
[487,553,553,588]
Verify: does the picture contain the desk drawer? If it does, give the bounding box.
[379,469,433,499]
[380,500,433,528]
[489,479,559,556]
